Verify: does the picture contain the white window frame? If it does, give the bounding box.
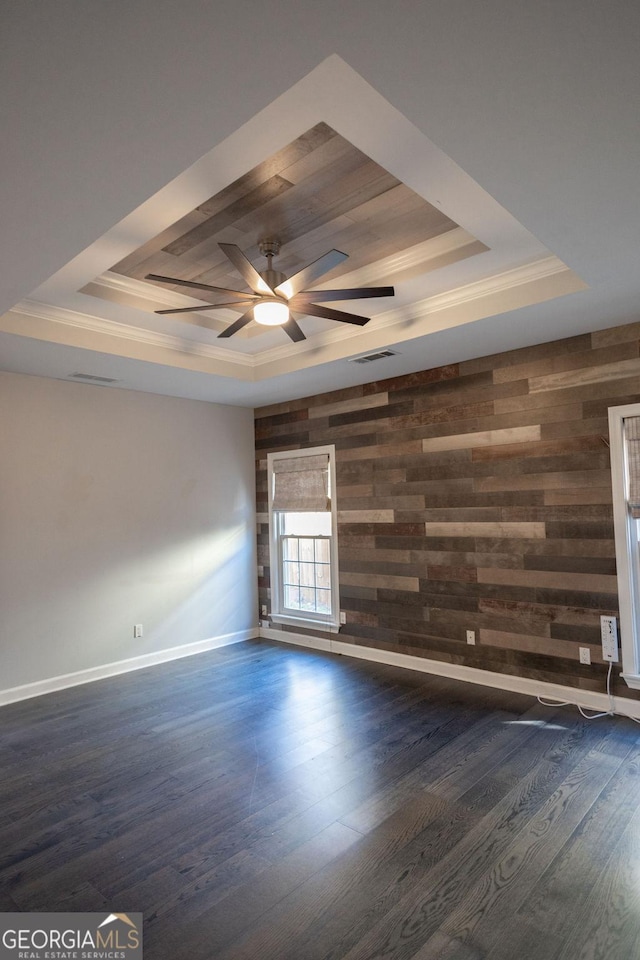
[267,445,340,632]
[608,403,640,689]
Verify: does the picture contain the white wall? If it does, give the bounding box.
[0,372,257,692]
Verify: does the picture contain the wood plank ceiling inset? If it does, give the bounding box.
[111,123,463,305]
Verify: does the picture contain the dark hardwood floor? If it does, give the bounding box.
[1,639,640,959]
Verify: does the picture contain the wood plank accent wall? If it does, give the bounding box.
[255,320,640,700]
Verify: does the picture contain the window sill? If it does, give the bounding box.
[271,613,341,634]
[621,672,640,690]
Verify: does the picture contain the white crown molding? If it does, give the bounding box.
[374,255,579,326]
[251,255,584,369]
[10,299,256,366]
[89,271,264,339]
[92,271,201,307]
[8,253,584,382]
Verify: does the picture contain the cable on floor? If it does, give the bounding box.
[537,662,618,720]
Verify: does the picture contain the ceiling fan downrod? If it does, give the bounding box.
[258,238,287,292]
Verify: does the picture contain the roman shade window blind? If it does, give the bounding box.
[625,417,640,518]
[271,454,330,512]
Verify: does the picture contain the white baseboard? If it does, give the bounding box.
[259,627,640,721]
[260,625,332,653]
[0,628,259,707]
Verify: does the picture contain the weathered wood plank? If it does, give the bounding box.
[425,522,546,539]
[422,424,541,453]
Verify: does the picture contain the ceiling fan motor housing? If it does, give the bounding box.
[259,238,281,258]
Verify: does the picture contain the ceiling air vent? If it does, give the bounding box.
[69,373,120,384]
[348,349,398,365]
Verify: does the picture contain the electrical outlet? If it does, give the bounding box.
[339,611,347,625]
[579,646,591,665]
[601,615,619,662]
[466,630,476,645]
[261,604,267,617]
[134,624,143,638]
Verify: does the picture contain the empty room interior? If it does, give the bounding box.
[3,3,640,959]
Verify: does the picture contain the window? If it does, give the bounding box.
[608,404,640,689]
[267,446,339,630]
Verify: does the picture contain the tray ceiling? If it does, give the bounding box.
[2,57,586,406]
[85,123,483,344]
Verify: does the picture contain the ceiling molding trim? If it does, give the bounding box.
[9,300,256,367]
[250,256,585,369]
[372,255,585,327]
[89,253,569,336]
[86,272,262,340]
[9,254,585,383]
[90,272,200,308]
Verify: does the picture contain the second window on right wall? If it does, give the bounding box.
[609,403,640,689]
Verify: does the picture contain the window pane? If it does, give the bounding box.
[283,561,299,586]
[299,586,316,610]
[300,562,315,587]
[315,539,330,563]
[284,585,300,608]
[316,563,331,589]
[282,512,331,536]
[316,589,331,614]
[283,537,298,560]
[299,538,315,562]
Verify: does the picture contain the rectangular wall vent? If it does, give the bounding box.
[348,349,398,365]
[69,373,120,384]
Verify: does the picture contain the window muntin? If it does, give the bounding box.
[281,512,332,615]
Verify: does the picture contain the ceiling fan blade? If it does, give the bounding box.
[146,273,258,300]
[298,302,370,326]
[217,308,255,338]
[282,316,306,342]
[219,243,272,295]
[291,286,395,303]
[274,249,348,298]
[156,300,256,316]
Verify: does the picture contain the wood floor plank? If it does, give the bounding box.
[555,799,640,960]
[430,744,629,958]
[411,932,484,960]
[475,917,564,960]
[316,734,623,960]
[519,752,640,937]
[143,821,363,958]
[1,640,640,960]
[247,713,613,960]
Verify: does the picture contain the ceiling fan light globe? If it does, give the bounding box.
[254,299,290,326]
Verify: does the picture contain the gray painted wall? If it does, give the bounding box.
[0,372,257,690]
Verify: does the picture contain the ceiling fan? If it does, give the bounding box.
[145,239,394,342]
